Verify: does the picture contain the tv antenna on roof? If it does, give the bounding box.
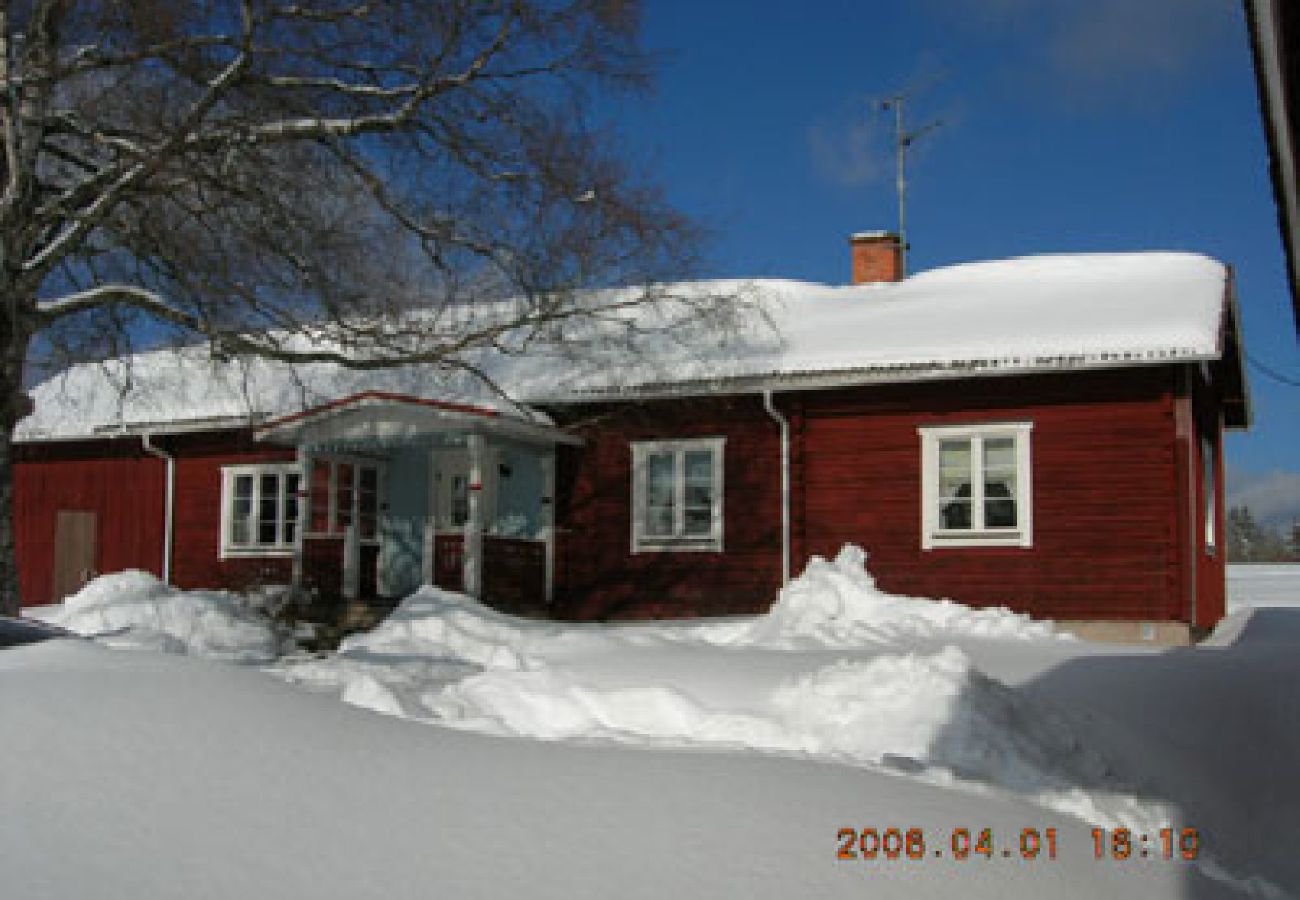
[874,83,942,277]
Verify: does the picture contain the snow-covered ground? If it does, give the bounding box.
[7,553,1300,898]
[1228,563,1300,611]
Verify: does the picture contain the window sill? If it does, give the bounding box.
[924,531,1030,550]
[633,539,723,554]
[219,547,296,560]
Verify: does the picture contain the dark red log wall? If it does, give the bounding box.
[798,368,1183,622]
[553,396,783,619]
[553,366,1198,624]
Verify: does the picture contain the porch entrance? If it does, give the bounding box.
[254,392,579,616]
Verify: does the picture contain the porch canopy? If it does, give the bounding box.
[253,391,579,609]
[252,390,580,449]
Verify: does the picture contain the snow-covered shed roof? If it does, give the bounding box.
[17,251,1244,442]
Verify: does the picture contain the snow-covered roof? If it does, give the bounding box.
[18,251,1236,442]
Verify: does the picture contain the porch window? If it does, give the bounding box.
[220,464,301,557]
[630,438,724,552]
[918,422,1033,549]
[307,457,383,541]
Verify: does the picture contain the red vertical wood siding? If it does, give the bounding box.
[552,367,1200,624]
[14,441,166,606]
[167,431,296,591]
[553,396,783,619]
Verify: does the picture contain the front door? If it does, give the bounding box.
[431,449,472,533]
[52,510,96,603]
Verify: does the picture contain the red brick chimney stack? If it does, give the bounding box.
[849,231,904,284]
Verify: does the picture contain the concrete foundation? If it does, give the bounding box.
[1054,620,1194,646]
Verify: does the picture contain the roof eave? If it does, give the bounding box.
[531,352,1221,406]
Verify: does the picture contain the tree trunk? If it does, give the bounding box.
[0,413,18,616]
[0,336,30,617]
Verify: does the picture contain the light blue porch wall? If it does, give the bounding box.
[380,445,429,598]
[492,440,546,538]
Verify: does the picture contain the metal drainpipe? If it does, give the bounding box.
[141,433,175,584]
[761,389,791,586]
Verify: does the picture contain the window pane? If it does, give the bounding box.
[683,507,713,536]
[257,474,279,545]
[449,474,469,527]
[938,440,972,502]
[939,472,971,499]
[983,437,1016,471]
[359,466,379,539]
[985,496,1017,528]
[310,461,331,532]
[645,452,676,537]
[939,440,971,473]
[646,453,675,506]
[684,450,713,482]
[684,451,714,506]
[283,474,300,544]
[646,506,674,537]
[938,447,972,530]
[230,475,254,545]
[336,463,354,528]
[940,498,972,530]
[983,476,1017,528]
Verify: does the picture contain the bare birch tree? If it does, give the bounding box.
[0,1,723,615]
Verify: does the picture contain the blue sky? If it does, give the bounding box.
[608,0,1298,517]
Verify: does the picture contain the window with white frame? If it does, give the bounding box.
[220,464,302,556]
[631,438,725,552]
[918,422,1033,549]
[306,457,383,541]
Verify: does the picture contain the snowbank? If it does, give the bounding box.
[280,547,1124,829]
[17,551,1300,896]
[50,570,281,663]
[5,638,1229,900]
[744,545,1061,644]
[1228,564,1300,611]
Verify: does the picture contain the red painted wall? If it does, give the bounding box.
[553,396,784,619]
[15,363,1228,629]
[14,430,294,605]
[167,431,295,591]
[15,440,166,606]
[552,366,1204,624]
[798,369,1182,622]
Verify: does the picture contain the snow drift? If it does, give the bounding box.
[743,545,1060,644]
[280,546,1112,820]
[50,570,280,663]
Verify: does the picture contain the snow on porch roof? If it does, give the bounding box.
[16,251,1241,442]
[253,391,582,447]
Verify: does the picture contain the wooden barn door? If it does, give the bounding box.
[52,510,97,603]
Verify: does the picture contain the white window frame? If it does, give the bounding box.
[1202,430,1217,555]
[630,437,725,553]
[219,463,303,558]
[918,422,1033,550]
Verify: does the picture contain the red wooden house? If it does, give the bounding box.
[14,235,1249,643]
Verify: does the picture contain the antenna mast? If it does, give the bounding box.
[877,90,941,277]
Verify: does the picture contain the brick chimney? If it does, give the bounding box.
[849,231,904,284]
